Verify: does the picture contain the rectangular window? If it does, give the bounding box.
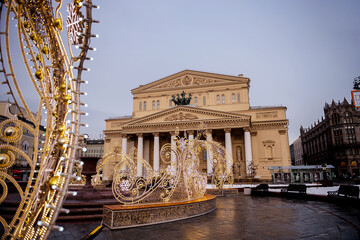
[221,94,225,104]
[152,100,155,110]
[157,100,160,109]
[139,101,142,111]
[203,150,207,161]
[203,96,206,106]
[237,93,240,103]
[216,95,220,104]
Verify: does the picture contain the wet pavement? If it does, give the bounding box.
[49,195,360,240]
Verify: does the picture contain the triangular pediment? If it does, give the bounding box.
[124,106,250,127]
[131,70,249,94]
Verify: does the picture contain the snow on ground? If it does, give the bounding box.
[206,184,360,196]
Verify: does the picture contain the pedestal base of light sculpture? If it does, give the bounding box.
[102,194,216,229]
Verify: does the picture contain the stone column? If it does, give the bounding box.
[188,130,194,146]
[144,139,150,176]
[153,132,160,172]
[224,128,233,171]
[206,130,213,175]
[121,134,127,170]
[244,128,253,176]
[121,134,128,155]
[137,133,143,177]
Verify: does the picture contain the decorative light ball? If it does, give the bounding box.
[49,176,59,186]
[53,18,62,30]
[57,125,65,133]
[5,127,16,137]
[35,69,43,80]
[0,154,10,165]
[42,46,49,55]
[60,83,67,92]
[23,21,30,29]
[62,95,71,102]
[57,137,67,146]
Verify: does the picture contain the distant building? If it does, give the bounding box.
[293,137,303,166]
[300,98,359,177]
[80,138,104,158]
[290,143,295,165]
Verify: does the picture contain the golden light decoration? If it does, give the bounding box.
[94,128,233,205]
[0,0,98,239]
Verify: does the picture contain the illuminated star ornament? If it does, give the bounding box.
[67,0,84,45]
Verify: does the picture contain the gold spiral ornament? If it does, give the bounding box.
[0,0,99,239]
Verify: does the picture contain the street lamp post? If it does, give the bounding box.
[322,163,327,181]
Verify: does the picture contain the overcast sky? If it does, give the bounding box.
[1,0,360,144]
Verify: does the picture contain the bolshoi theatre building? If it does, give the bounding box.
[102,70,291,181]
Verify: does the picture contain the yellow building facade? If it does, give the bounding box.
[103,70,291,181]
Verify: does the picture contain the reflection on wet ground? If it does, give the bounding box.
[50,195,360,240]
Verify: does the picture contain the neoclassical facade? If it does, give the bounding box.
[103,70,291,181]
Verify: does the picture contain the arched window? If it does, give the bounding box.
[22,140,29,154]
[332,113,340,125]
[194,97,198,106]
[157,100,160,109]
[139,101,142,111]
[232,93,235,103]
[345,112,353,123]
[237,93,240,103]
[143,101,147,110]
[169,99,172,107]
[221,94,225,104]
[152,100,155,110]
[203,96,206,106]
[216,95,220,104]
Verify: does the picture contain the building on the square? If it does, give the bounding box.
[300,98,360,177]
[103,70,291,181]
[79,138,104,158]
[290,144,295,165]
[292,137,303,166]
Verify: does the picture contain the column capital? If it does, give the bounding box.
[136,133,143,137]
[251,131,257,137]
[243,127,251,132]
[170,131,176,136]
[206,129,212,134]
[153,132,159,137]
[187,130,194,135]
[121,133,127,138]
[224,128,231,133]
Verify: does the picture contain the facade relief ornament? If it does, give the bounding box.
[164,112,199,121]
[256,112,278,119]
[155,75,226,90]
[278,129,286,135]
[193,76,224,85]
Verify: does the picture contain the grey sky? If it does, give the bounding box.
[1,0,360,143]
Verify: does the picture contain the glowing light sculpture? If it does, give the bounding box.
[0,0,98,239]
[95,128,233,205]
